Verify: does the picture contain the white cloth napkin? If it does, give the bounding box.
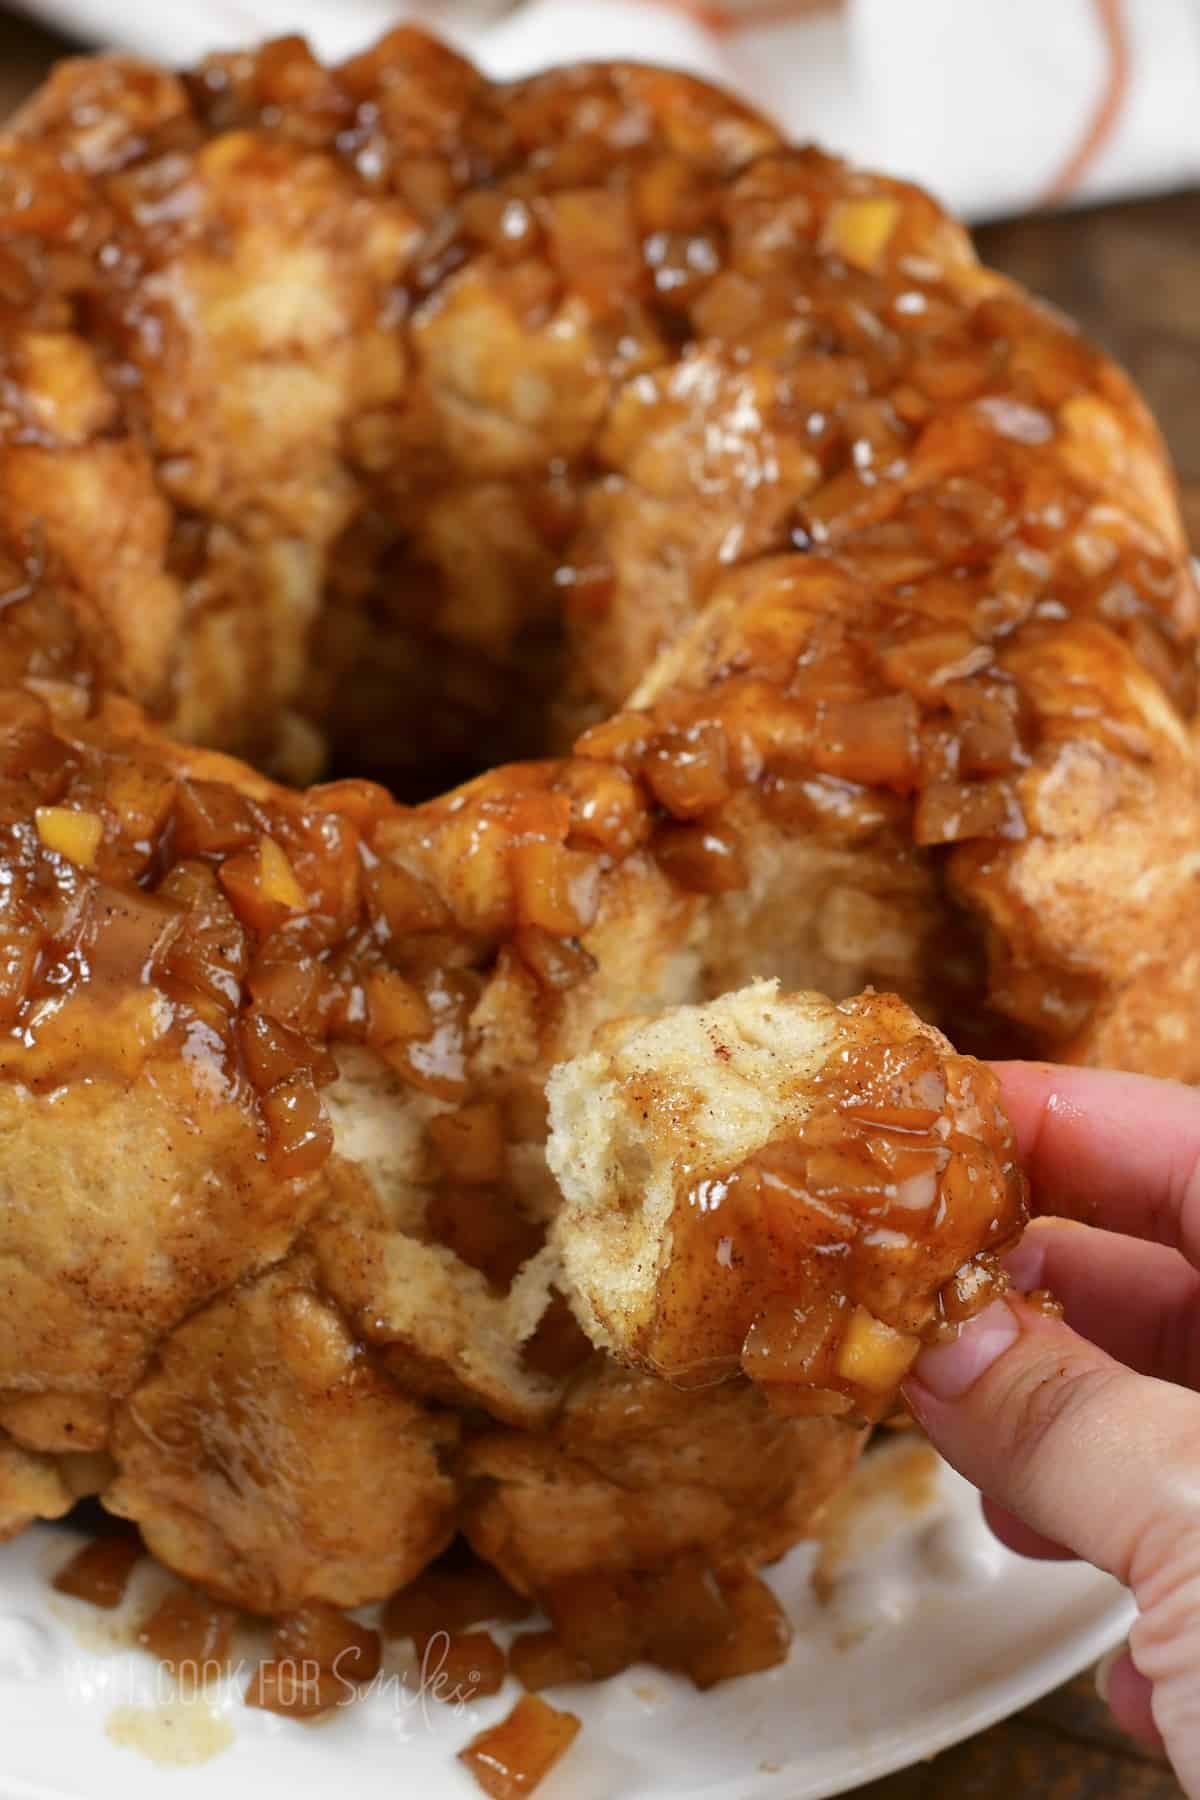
[15,0,1200,220]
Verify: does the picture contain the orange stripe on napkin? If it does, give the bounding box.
[631,0,842,37]
[1042,0,1131,203]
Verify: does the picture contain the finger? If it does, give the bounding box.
[984,1217,1200,1558]
[981,1498,1073,1561]
[905,1297,1200,1792]
[1097,1643,1165,1757]
[992,1063,1200,1260]
[904,1296,1200,1580]
[1004,1218,1200,1385]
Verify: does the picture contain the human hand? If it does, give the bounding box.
[904,1063,1200,1793]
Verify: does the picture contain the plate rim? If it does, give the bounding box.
[815,1582,1135,1799]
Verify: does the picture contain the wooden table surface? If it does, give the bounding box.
[0,11,1193,1797]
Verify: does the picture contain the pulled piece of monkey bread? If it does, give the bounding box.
[549,981,1028,1421]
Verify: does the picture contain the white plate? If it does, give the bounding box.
[0,1439,1132,1800]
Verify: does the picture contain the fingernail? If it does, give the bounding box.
[1001,1234,1046,1294]
[912,1299,1021,1400]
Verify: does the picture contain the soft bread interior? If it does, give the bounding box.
[316,1048,565,1428]
[547,979,847,1355]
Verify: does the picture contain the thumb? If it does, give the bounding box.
[905,1298,1200,1790]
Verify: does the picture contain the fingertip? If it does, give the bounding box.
[999,1229,1047,1294]
[1097,1644,1165,1756]
[986,1060,1064,1160]
[908,1298,1021,1403]
[984,1062,1200,1247]
[902,1300,1182,1582]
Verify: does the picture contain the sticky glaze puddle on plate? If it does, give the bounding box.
[0,1439,1131,1800]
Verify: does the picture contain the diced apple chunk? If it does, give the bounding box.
[836,1306,920,1392]
[258,835,308,911]
[459,1694,581,1799]
[35,805,103,869]
[824,197,899,271]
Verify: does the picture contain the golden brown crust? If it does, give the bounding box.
[460,1363,864,1592]
[0,1433,76,1541]
[0,31,1194,1609]
[104,1259,459,1613]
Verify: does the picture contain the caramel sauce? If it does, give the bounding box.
[645,1030,1025,1419]
[105,1701,234,1769]
[2,34,1196,1782]
[1023,1285,1066,1320]
[0,32,1189,1166]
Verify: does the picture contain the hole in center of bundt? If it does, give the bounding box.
[309,528,579,804]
